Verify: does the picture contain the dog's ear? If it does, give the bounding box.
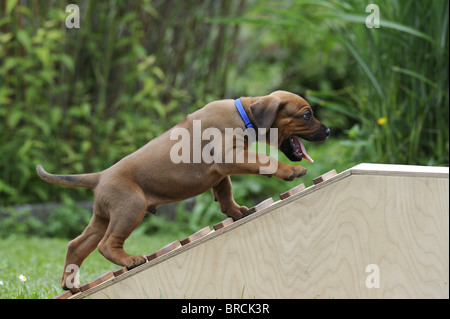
[249,95,282,132]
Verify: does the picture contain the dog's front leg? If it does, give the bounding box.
[218,150,307,181]
[212,176,248,220]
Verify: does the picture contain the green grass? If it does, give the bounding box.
[0,231,189,299]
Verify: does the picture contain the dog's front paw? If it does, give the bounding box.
[285,166,307,181]
[275,164,307,181]
[126,255,147,270]
[223,205,248,221]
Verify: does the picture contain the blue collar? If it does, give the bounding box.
[234,98,254,129]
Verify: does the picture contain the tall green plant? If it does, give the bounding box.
[321,0,449,165]
[221,0,449,165]
[0,1,171,205]
[0,0,252,206]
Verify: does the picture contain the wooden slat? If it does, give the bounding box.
[113,266,128,277]
[146,241,181,261]
[213,217,234,231]
[313,169,337,185]
[80,270,114,292]
[246,197,274,215]
[180,226,212,246]
[279,183,306,200]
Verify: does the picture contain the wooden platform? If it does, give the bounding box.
[67,163,449,299]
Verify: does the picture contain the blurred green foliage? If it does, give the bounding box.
[0,0,448,237]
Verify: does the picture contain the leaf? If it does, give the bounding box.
[30,116,51,137]
[35,47,51,67]
[152,101,167,119]
[7,109,23,128]
[17,139,32,157]
[16,30,32,52]
[50,107,62,126]
[6,0,19,15]
[133,44,147,59]
[58,54,75,71]
[340,38,385,99]
[32,185,49,201]
[0,179,18,198]
[81,140,91,153]
[319,101,360,120]
[0,56,17,73]
[0,32,13,44]
[0,86,13,105]
[319,13,437,45]
[152,66,165,81]
[391,66,442,91]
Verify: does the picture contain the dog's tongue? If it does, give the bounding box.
[292,135,314,163]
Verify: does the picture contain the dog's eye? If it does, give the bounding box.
[303,112,312,121]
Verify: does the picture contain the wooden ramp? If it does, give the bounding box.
[64,163,448,299]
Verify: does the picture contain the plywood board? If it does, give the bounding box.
[74,164,449,299]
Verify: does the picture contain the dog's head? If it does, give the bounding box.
[248,90,330,162]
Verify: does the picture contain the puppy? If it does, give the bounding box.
[37,90,329,290]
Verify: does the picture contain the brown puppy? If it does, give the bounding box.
[36,90,329,290]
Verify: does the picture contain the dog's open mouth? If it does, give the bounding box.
[280,135,314,163]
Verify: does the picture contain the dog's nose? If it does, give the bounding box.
[325,126,331,137]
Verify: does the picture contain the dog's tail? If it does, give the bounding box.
[36,165,100,189]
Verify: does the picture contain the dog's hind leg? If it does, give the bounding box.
[61,212,108,290]
[97,192,148,270]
